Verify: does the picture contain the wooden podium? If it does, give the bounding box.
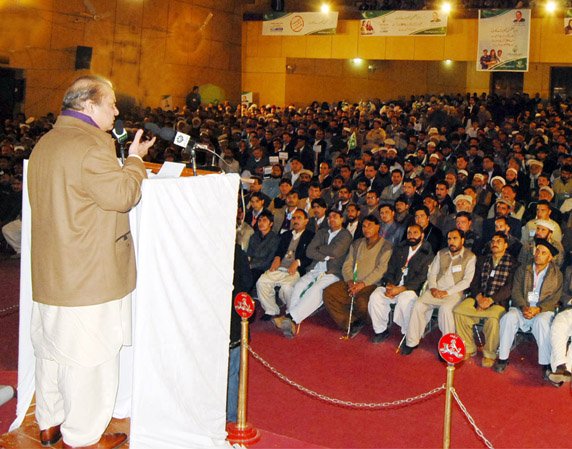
[144,162,220,177]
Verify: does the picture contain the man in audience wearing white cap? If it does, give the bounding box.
[490,184,525,220]
[522,185,562,223]
[455,194,482,236]
[518,218,564,267]
[472,173,494,218]
[385,146,403,174]
[490,175,506,199]
[495,239,562,377]
[456,169,470,193]
[481,198,522,243]
[521,200,562,245]
[526,159,544,199]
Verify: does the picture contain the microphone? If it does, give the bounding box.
[112,120,128,163]
[112,120,128,143]
[142,123,231,173]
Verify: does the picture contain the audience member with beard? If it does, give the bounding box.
[262,164,284,200]
[344,203,363,240]
[219,146,240,174]
[296,169,313,199]
[368,223,434,343]
[322,175,344,207]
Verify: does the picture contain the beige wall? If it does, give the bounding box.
[0,0,242,117]
[243,16,572,106]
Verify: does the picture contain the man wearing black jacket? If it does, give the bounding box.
[368,224,434,343]
[255,210,314,319]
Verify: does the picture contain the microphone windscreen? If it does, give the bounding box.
[159,127,177,141]
[144,122,161,135]
[114,119,125,134]
[112,119,128,143]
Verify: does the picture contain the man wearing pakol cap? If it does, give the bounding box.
[454,231,518,368]
[495,239,563,377]
[518,219,564,267]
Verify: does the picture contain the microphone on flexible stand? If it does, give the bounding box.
[112,120,128,164]
[144,123,231,174]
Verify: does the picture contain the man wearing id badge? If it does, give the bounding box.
[401,229,476,355]
[495,239,563,376]
[453,232,518,368]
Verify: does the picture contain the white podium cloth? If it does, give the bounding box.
[12,168,238,449]
[130,175,237,449]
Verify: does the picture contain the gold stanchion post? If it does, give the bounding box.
[227,293,261,446]
[443,364,455,449]
[437,333,466,449]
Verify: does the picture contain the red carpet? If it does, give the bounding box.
[247,311,572,448]
[3,257,572,448]
[0,371,17,436]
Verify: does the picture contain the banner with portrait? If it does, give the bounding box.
[477,9,531,72]
[565,9,572,35]
[360,11,448,36]
[262,12,338,35]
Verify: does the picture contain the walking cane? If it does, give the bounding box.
[341,261,358,340]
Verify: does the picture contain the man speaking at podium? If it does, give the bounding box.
[27,75,155,449]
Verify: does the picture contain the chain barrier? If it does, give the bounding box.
[451,388,495,449]
[248,345,445,409]
[0,304,19,318]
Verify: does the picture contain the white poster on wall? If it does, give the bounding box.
[262,12,338,35]
[477,9,531,72]
[360,10,448,36]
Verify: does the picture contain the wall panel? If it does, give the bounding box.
[0,0,242,117]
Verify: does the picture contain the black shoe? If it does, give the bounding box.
[349,320,365,339]
[547,364,572,387]
[400,344,417,356]
[493,359,509,373]
[260,313,274,321]
[371,329,390,344]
